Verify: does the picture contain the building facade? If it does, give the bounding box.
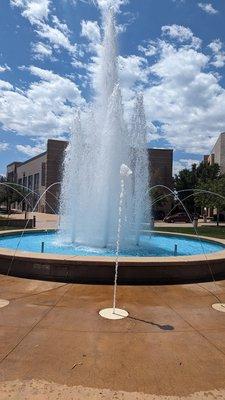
[204,132,225,175]
[149,148,173,216]
[7,139,67,213]
[7,140,173,215]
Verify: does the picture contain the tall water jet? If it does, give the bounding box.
[59,7,150,248]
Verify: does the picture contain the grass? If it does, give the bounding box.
[0,227,21,231]
[154,225,225,239]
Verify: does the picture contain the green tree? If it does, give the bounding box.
[0,177,28,214]
[174,162,220,213]
[195,175,225,225]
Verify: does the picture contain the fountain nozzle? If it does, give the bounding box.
[120,164,132,178]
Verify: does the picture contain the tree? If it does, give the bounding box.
[174,162,220,214]
[0,177,28,214]
[195,176,225,225]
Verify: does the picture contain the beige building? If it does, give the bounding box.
[7,140,173,216]
[204,132,225,175]
[7,139,67,213]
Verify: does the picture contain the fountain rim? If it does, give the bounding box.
[0,228,225,263]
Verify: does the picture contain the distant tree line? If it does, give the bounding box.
[174,162,225,222]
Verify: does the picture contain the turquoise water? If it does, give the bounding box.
[0,231,224,257]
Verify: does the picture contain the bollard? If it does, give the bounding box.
[33,215,36,228]
[41,242,45,253]
[174,244,178,256]
[151,217,155,229]
[193,216,198,229]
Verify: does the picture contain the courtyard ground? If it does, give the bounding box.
[1,274,225,399]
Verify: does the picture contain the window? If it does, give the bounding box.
[23,175,27,187]
[34,173,39,190]
[28,175,33,189]
[41,162,46,186]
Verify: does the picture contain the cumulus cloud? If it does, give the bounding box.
[0,64,11,73]
[173,159,200,175]
[162,25,202,49]
[0,80,13,90]
[0,142,9,152]
[198,2,218,15]
[11,0,76,57]
[10,0,51,24]
[81,20,101,44]
[1,14,225,162]
[16,143,46,157]
[208,39,225,68]
[32,42,53,59]
[0,67,84,138]
[137,27,225,154]
[35,21,76,54]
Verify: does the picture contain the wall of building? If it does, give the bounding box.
[148,148,173,216]
[18,152,47,212]
[45,139,68,214]
[210,132,225,175]
[7,162,21,183]
[6,141,173,216]
[8,153,47,212]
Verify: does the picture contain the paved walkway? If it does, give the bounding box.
[1,274,225,398]
[3,211,225,231]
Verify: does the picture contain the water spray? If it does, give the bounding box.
[99,164,132,320]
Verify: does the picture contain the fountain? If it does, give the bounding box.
[1,7,225,287]
[59,8,149,249]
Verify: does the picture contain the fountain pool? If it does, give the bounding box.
[0,231,224,257]
[1,229,225,284]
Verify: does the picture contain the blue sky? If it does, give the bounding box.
[0,0,225,175]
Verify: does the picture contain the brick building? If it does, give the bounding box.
[7,140,173,215]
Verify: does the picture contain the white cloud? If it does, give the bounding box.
[32,42,53,59]
[10,0,76,57]
[52,15,71,36]
[0,80,13,90]
[198,3,218,15]
[208,39,225,68]
[138,42,157,57]
[16,143,46,157]
[10,0,51,24]
[0,67,84,138]
[0,143,9,152]
[162,25,202,49]
[142,38,225,154]
[0,64,11,73]
[173,159,200,175]
[77,19,225,157]
[35,21,76,54]
[81,20,101,44]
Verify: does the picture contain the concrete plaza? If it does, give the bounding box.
[1,274,225,398]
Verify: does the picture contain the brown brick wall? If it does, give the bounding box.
[45,139,68,214]
[148,148,173,215]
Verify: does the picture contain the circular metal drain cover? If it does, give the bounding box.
[99,308,129,320]
[0,299,9,308]
[212,303,225,313]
